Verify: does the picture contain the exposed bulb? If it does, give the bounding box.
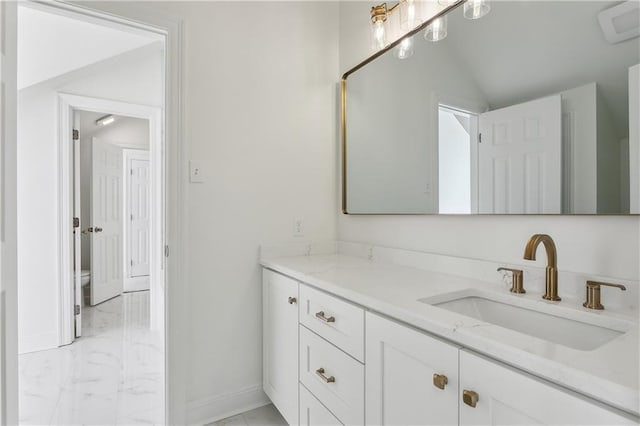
[394,37,414,60]
[463,0,490,20]
[424,16,447,42]
[371,20,387,51]
[400,0,422,31]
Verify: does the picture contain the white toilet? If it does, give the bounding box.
[79,269,91,306]
[80,269,91,287]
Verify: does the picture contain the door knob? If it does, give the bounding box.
[288,297,297,304]
[94,227,103,233]
[463,390,479,408]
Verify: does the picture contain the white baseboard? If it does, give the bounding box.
[18,331,59,355]
[187,384,270,426]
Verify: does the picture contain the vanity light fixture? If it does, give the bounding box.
[463,0,490,20]
[95,114,115,126]
[370,3,390,51]
[400,0,422,31]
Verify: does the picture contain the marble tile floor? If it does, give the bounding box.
[208,404,287,426]
[19,291,164,425]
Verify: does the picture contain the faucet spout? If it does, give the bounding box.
[523,234,560,301]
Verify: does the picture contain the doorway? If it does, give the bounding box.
[438,105,478,214]
[16,3,167,423]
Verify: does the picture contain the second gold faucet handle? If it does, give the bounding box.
[497,267,525,294]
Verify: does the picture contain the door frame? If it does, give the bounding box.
[58,94,162,343]
[33,1,187,423]
[123,148,151,292]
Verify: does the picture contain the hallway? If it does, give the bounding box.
[18,291,164,425]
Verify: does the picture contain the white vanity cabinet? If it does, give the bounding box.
[262,270,299,425]
[365,313,460,425]
[459,350,636,425]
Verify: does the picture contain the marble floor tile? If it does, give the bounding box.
[209,404,287,426]
[19,291,164,425]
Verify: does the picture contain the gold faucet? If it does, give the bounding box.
[523,234,560,301]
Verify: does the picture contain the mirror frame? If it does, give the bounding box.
[340,0,639,216]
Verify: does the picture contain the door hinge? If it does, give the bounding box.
[73,129,79,141]
[478,133,482,143]
[73,217,80,228]
[164,245,170,258]
[74,304,80,315]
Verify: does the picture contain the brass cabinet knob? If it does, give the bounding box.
[94,227,103,233]
[497,267,525,294]
[583,281,626,310]
[433,373,448,390]
[315,367,335,383]
[288,297,297,305]
[315,311,335,323]
[463,390,479,408]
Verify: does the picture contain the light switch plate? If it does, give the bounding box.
[189,161,204,183]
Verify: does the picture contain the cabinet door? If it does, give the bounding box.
[263,270,299,425]
[300,384,343,426]
[365,313,459,426]
[459,350,638,425]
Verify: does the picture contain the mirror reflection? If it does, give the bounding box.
[344,1,640,214]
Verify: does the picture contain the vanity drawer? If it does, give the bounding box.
[299,326,364,425]
[299,384,343,426]
[299,284,365,361]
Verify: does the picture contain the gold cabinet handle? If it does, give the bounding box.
[433,373,448,390]
[288,297,297,305]
[463,390,479,408]
[315,368,335,383]
[315,311,335,323]
[497,267,525,294]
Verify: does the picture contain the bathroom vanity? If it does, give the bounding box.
[261,243,639,425]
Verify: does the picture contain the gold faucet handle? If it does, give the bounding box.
[497,267,525,294]
[583,281,626,310]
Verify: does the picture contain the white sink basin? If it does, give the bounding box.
[419,291,632,351]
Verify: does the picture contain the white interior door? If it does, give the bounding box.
[129,153,150,278]
[478,95,562,214]
[73,112,82,336]
[90,138,124,305]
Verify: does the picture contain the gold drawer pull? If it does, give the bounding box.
[288,297,297,305]
[433,373,448,390]
[315,368,335,383]
[463,390,479,408]
[315,311,335,323]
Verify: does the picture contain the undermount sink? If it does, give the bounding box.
[419,291,632,351]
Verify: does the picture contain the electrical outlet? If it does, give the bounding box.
[189,161,204,183]
[293,217,304,237]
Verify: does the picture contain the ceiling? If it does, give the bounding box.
[18,5,160,90]
[441,0,639,137]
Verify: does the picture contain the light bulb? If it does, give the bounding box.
[424,16,447,42]
[370,19,387,51]
[463,0,490,20]
[400,0,422,31]
[394,37,414,59]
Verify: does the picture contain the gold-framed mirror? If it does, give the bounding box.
[342,0,640,215]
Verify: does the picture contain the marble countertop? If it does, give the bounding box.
[260,253,640,417]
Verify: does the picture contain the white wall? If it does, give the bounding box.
[133,2,339,420]
[338,1,639,282]
[17,44,162,353]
